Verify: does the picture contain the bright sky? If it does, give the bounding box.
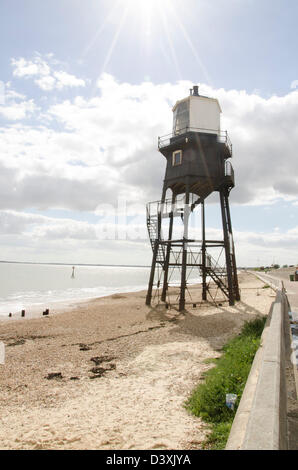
[1,0,298,267]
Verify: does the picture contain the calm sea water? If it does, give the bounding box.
[0,263,151,316]
[0,263,202,316]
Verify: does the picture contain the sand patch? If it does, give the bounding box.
[0,341,214,450]
[0,272,274,450]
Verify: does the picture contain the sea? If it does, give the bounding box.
[0,262,202,317]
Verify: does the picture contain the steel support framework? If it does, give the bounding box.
[145,188,240,311]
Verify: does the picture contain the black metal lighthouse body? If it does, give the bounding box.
[146,86,240,311]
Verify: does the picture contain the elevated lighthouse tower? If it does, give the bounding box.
[146,86,240,311]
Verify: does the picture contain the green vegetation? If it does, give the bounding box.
[186,316,267,450]
[200,422,233,450]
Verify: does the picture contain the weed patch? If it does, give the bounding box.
[186,316,266,449]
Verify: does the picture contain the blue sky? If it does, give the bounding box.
[0,0,298,267]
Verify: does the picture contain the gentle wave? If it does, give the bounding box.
[0,263,203,316]
[0,284,150,316]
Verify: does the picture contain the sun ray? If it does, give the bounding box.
[82,0,123,58]
[158,1,182,80]
[166,0,212,85]
[101,4,129,74]
[88,0,211,95]
[91,2,131,95]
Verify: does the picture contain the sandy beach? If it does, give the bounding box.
[0,272,274,450]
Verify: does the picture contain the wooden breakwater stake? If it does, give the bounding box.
[21,310,25,317]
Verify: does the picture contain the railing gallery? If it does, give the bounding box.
[158,127,232,156]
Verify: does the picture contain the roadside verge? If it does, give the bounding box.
[226,280,289,450]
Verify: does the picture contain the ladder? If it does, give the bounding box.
[207,266,229,299]
[146,214,165,265]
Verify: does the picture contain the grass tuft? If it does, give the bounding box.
[185,316,267,449]
[202,422,233,450]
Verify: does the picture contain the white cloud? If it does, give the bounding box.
[53,71,86,89]
[2,73,298,211]
[11,56,50,78]
[35,75,56,92]
[0,82,38,120]
[0,99,37,120]
[2,70,298,263]
[11,53,86,91]
[0,210,99,240]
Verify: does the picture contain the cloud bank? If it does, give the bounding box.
[1,54,298,264]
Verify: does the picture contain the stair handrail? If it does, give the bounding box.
[147,194,200,220]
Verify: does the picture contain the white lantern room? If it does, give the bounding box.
[172,86,222,136]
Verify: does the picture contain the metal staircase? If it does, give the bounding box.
[206,265,229,299]
[146,214,165,265]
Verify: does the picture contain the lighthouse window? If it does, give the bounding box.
[173,101,189,135]
[172,150,182,166]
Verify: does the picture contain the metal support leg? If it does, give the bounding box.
[224,192,240,301]
[146,239,159,306]
[179,183,190,311]
[161,192,176,302]
[201,201,207,301]
[220,189,234,306]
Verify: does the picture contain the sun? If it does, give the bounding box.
[125,0,165,36]
[86,0,210,84]
[126,0,163,14]
[87,0,168,73]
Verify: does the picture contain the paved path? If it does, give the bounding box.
[253,271,298,311]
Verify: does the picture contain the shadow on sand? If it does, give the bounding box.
[146,298,269,349]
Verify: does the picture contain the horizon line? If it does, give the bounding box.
[0,260,150,268]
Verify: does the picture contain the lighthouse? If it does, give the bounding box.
[145,85,240,311]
